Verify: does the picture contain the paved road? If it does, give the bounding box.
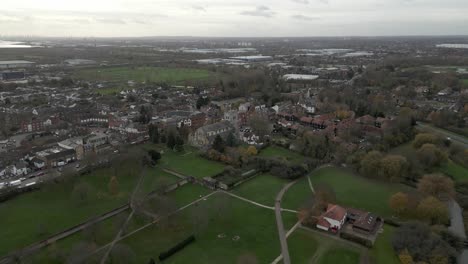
[416,122,468,147]
[274,181,297,264]
[448,200,466,239]
[447,200,468,264]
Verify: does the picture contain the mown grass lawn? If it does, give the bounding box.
[0,163,141,256]
[281,176,314,210]
[232,173,288,207]
[370,225,399,264]
[318,247,360,264]
[310,167,410,218]
[111,192,281,264]
[140,167,182,194]
[73,66,216,85]
[439,160,468,182]
[287,229,320,263]
[144,144,225,178]
[259,146,307,164]
[463,79,468,86]
[25,211,131,264]
[24,183,211,263]
[287,228,362,264]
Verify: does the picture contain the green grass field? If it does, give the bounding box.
[287,229,320,263]
[370,225,399,264]
[73,66,216,85]
[281,176,314,210]
[0,164,141,256]
[259,146,307,164]
[24,183,211,263]
[287,228,362,264]
[140,167,182,194]
[310,167,410,218]
[318,248,360,264]
[110,192,281,263]
[463,79,468,86]
[440,160,468,182]
[25,211,131,264]
[144,145,225,178]
[232,173,289,207]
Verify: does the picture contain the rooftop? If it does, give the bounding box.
[0,60,35,65]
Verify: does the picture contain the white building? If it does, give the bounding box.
[316,204,347,232]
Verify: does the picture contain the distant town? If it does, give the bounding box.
[0,36,467,264]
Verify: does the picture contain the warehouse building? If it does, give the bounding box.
[0,60,35,69]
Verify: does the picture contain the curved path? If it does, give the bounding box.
[274,180,298,264]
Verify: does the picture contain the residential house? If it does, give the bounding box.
[346,208,382,235]
[316,204,347,233]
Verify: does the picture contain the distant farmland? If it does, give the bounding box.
[73,66,218,85]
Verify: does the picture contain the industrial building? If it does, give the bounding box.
[0,71,26,81]
[0,60,35,69]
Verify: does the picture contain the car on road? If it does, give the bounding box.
[9,180,21,186]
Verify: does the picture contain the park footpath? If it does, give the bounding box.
[1,167,301,263]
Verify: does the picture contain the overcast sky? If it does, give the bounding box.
[1,0,468,37]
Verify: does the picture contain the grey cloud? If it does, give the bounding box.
[291,14,320,21]
[95,18,127,24]
[240,5,275,17]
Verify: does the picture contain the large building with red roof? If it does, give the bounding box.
[316,204,347,232]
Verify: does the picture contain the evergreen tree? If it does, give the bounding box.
[212,135,225,153]
[167,132,176,150]
[149,125,159,144]
[226,132,237,147]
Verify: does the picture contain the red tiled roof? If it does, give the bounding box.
[317,217,331,229]
[300,116,314,123]
[323,204,347,221]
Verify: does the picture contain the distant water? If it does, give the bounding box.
[0,40,35,48]
[436,44,468,49]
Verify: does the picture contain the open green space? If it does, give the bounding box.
[440,160,468,182]
[309,167,410,217]
[287,228,362,264]
[259,146,307,164]
[25,210,131,264]
[144,144,225,178]
[0,163,141,256]
[232,173,288,207]
[73,66,217,85]
[463,79,468,86]
[110,192,281,264]
[318,248,360,264]
[24,183,211,263]
[370,225,399,264]
[282,176,314,210]
[140,167,182,194]
[287,229,320,263]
